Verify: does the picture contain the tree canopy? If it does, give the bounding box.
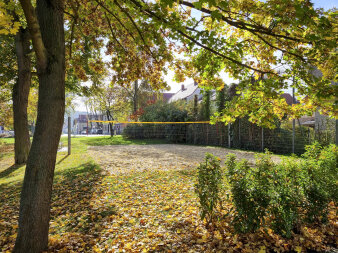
[66,0,337,126]
[1,0,336,127]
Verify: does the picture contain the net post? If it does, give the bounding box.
[228,123,231,148]
[292,86,295,153]
[206,124,209,145]
[238,119,241,148]
[261,127,264,152]
[336,119,338,146]
[68,116,71,155]
[292,119,295,153]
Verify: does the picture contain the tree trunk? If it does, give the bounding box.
[13,28,31,164]
[133,80,138,114]
[106,110,113,137]
[13,0,65,252]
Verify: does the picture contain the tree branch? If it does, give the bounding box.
[113,0,158,62]
[129,0,272,74]
[179,1,303,43]
[19,0,47,72]
[95,0,138,44]
[104,13,129,55]
[250,31,307,63]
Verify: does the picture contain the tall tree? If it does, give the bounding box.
[201,90,211,120]
[12,27,31,164]
[0,5,32,164]
[13,0,65,251]
[216,86,227,114]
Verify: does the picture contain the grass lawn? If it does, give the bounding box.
[0,136,336,252]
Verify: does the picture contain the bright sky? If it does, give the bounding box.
[74,0,336,112]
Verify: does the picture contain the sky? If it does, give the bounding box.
[312,0,337,10]
[74,0,337,112]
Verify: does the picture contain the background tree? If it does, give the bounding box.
[200,90,211,121]
[0,86,13,129]
[216,85,228,114]
[0,4,32,164]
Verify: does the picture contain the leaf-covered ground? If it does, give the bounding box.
[0,136,337,252]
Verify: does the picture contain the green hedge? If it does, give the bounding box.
[195,143,338,238]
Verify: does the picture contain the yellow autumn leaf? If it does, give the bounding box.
[295,246,302,253]
[258,246,266,253]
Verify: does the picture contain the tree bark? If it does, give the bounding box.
[106,110,114,137]
[13,0,65,252]
[13,28,31,164]
[133,80,138,114]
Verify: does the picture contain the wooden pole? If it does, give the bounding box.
[238,119,241,148]
[68,116,71,155]
[261,127,264,152]
[292,86,295,153]
[336,119,338,146]
[206,124,209,145]
[228,123,231,148]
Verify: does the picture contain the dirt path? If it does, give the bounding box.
[88,144,282,174]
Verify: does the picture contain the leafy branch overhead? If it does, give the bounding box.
[63,0,336,124]
[1,0,337,123]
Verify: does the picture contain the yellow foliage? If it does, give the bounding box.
[0,3,20,35]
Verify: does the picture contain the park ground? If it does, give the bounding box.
[0,136,337,252]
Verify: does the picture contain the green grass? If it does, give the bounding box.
[64,135,168,146]
[0,137,15,144]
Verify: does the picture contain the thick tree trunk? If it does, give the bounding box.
[13,0,65,252]
[13,28,31,164]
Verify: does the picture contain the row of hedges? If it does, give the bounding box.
[195,143,337,240]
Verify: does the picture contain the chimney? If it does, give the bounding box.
[181,84,185,91]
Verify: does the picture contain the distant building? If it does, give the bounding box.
[161,93,175,102]
[169,82,202,102]
[73,114,106,134]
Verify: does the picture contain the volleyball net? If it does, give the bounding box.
[83,119,334,155]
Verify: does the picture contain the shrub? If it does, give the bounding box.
[270,158,304,238]
[226,156,259,232]
[195,153,223,226]
[301,143,338,222]
[226,152,275,233]
[195,143,337,238]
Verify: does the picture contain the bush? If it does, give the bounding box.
[301,143,338,222]
[196,143,338,238]
[226,152,275,233]
[270,158,304,237]
[195,153,223,226]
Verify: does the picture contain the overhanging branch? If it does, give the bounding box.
[19,0,47,72]
[129,0,273,74]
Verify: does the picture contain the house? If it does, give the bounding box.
[168,81,202,102]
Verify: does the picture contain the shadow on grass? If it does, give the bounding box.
[56,155,69,165]
[0,164,25,179]
[0,161,116,252]
[49,162,117,251]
